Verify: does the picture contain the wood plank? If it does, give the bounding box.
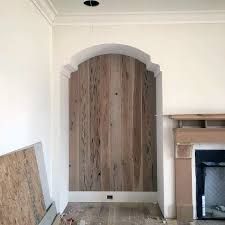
[89,56,101,191]
[175,128,225,144]
[170,114,225,121]
[132,59,143,191]
[142,71,157,191]
[99,55,110,191]
[109,55,122,191]
[121,56,135,191]
[0,147,45,225]
[69,71,79,191]
[79,61,90,191]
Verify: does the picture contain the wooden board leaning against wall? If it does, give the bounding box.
[0,147,46,225]
[69,54,157,192]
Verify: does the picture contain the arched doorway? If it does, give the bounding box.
[54,43,163,213]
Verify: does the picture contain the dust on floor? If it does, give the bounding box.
[63,202,166,225]
[177,220,225,225]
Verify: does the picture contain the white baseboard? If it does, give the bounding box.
[69,192,158,203]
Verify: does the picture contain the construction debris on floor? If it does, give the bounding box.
[190,221,225,225]
[63,202,166,225]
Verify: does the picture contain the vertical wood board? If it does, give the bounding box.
[109,55,122,191]
[89,56,101,190]
[142,71,157,191]
[79,61,90,191]
[69,71,80,191]
[99,55,110,191]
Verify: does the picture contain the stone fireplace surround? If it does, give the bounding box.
[171,114,225,222]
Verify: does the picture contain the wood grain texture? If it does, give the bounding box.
[132,59,143,191]
[142,71,157,191]
[79,61,90,191]
[109,55,122,191]
[69,71,79,191]
[69,54,157,192]
[0,147,45,225]
[170,114,225,121]
[121,56,135,191]
[175,159,193,221]
[99,56,110,191]
[89,56,101,190]
[174,128,225,144]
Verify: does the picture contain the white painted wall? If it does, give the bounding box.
[0,0,52,205]
[53,23,225,218]
[51,75,70,212]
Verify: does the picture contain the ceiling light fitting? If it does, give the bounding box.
[83,0,100,7]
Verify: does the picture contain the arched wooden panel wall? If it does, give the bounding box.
[69,54,156,192]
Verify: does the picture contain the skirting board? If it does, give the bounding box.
[69,192,158,203]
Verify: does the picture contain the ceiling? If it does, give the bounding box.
[51,0,225,14]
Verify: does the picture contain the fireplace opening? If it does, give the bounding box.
[196,150,225,219]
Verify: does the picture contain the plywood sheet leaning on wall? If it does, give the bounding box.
[69,54,157,192]
[0,146,46,225]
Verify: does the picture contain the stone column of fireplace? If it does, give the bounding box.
[175,144,194,222]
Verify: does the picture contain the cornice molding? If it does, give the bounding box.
[30,0,57,24]
[29,1,225,26]
[54,10,225,25]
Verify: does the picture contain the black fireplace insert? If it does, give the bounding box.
[196,150,225,220]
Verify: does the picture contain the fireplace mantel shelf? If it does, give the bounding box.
[171,114,225,130]
[170,114,225,121]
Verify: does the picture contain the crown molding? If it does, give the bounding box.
[29,1,225,26]
[54,10,225,25]
[30,0,57,24]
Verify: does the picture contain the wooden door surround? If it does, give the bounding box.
[171,114,225,222]
[69,54,157,192]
